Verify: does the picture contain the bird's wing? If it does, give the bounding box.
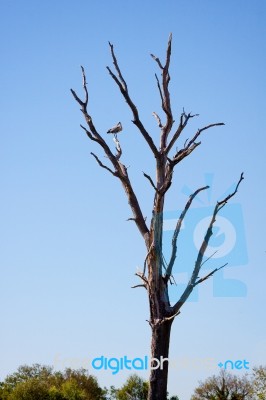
[107,123,121,133]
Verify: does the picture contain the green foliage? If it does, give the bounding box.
[0,364,105,400]
[114,374,149,400]
[0,366,181,400]
[3,364,53,391]
[191,370,253,400]
[103,375,179,400]
[102,385,117,400]
[60,380,86,400]
[8,379,50,400]
[252,366,266,400]
[48,386,66,400]
[62,368,104,399]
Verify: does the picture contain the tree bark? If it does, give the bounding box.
[147,210,174,400]
[149,319,173,400]
[71,35,244,400]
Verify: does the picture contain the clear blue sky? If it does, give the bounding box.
[0,1,265,398]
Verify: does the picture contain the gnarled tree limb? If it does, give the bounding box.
[71,36,244,400]
[71,67,150,245]
[172,173,244,314]
[107,43,159,158]
[91,152,118,177]
[151,33,173,150]
[194,263,228,286]
[159,122,225,197]
[164,185,209,283]
[143,171,158,192]
[152,111,163,128]
[166,111,199,155]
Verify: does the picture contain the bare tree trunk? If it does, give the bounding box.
[149,320,173,400]
[71,34,244,399]
[147,217,174,400]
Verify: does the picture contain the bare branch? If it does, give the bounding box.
[154,73,164,108]
[131,284,147,289]
[80,124,98,142]
[135,271,149,285]
[108,41,127,90]
[70,66,89,108]
[167,122,225,170]
[150,54,164,70]
[143,172,158,192]
[70,88,84,108]
[194,263,228,286]
[71,39,245,398]
[71,67,150,245]
[162,253,176,285]
[217,172,244,206]
[113,135,122,160]
[186,123,225,150]
[143,242,154,276]
[151,33,173,149]
[146,319,153,328]
[72,72,123,168]
[107,43,159,158]
[159,140,201,197]
[161,33,173,147]
[165,185,209,282]
[90,152,118,176]
[165,32,172,70]
[172,142,201,164]
[172,173,244,314]
[166,111,199,154]
[160,309,181,325]
[152,112,163,128]
[200,250,218,268]
[81,66,88,107]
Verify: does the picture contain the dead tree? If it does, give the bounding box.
[71,34,244,400]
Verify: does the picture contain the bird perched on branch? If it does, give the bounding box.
[107,122,123,134]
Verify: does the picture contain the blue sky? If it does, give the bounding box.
[0,0,266,398]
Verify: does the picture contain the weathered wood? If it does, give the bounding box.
[71,34,243,400]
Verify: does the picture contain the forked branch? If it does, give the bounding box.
[91,152,118,176]
[217,172,244,206]
[171,122,225,165]
[152,112,163,128]
[151,33,174,149]
[166,111,199,155]
[71,67,150,244]
[160,122,225,197]
[165,185,209,283]
[143,172,158,192]
[107,42,159,158]
[113,135,122,160]
[172,173,244,314]
[194,263,228,286]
